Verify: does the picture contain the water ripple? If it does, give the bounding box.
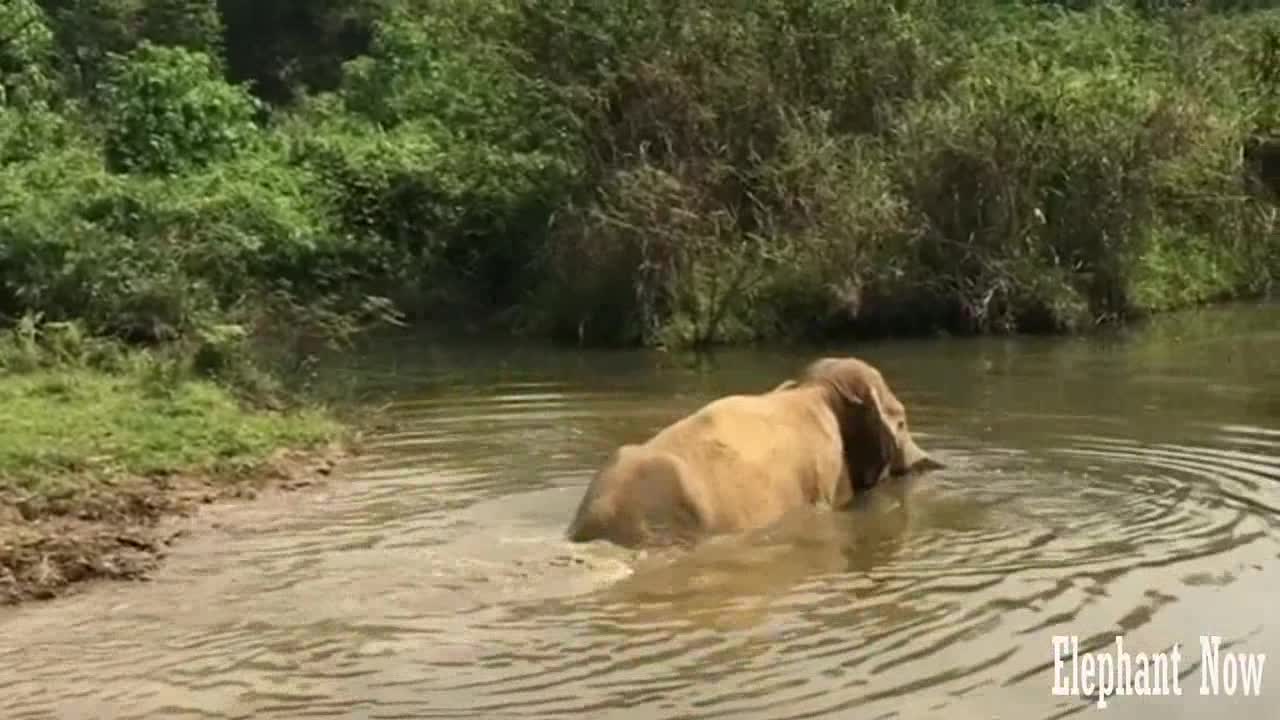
[2,341,1279,719]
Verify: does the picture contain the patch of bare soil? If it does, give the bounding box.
[0,443,354,606]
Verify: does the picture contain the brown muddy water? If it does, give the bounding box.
[3,303,1279,720]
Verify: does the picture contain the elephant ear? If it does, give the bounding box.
[840,386,897,491]
[804,357,896,491]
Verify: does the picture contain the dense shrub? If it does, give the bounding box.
[0,0,57,107]
[527,0,961,345]
[0,0,1277,353]
[0,136,343,341]
[139,0,224,58]
[538,112,918,346]
[35,0,143,99]
[102,42,259,174]
[281,7,579,316]
[534,1,1280,344]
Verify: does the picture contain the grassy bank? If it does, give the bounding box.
[0,369,339,512]
[1,0,1277,353]
[0,321,352,604]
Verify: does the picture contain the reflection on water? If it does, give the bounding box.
[2,302,1279,719]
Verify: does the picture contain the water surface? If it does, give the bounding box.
[2,303,1278,719]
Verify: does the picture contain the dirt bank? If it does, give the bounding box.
[0,442,355,607]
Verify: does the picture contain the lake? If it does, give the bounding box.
[2,302,1278,719]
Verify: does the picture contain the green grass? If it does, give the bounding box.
[0,368,341,503]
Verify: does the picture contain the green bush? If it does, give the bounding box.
[276,6,580,316]
[882,5,1268,332]
[0,103,77,164]
[0,136,341,340]
[284,114,572,307]
[102,41,259,174]
[0,0,57,108]
[138,0,224,58]
[888,12,1159,330]
[38,0,146,100]
[537,111,917,347]
[1,0,1277,356]
[525,1,1280,345]
[528,0,959,345]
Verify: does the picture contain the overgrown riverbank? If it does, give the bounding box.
[0,320,355,605]
[2,0,1278,352]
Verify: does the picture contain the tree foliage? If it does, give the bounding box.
[0,0,57,107]
[103,42,259,174]
[0,0,1276,350]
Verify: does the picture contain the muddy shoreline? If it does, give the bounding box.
[0,442,356,607]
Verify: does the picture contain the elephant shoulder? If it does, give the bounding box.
[652,395,743,439]
[669,394,770,437]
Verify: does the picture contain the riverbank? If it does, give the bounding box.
[4,2,1279,354]
[0,365,357,606]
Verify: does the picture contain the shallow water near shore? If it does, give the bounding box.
[3,302,1279,719]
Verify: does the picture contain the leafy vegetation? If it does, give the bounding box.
[0,0,1276,354]
[0,316,340,509]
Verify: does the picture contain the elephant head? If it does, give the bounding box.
[799,357,942,491]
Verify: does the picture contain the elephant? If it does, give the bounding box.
[566,356,942,548]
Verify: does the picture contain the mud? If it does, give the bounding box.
[0,442,353,606]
